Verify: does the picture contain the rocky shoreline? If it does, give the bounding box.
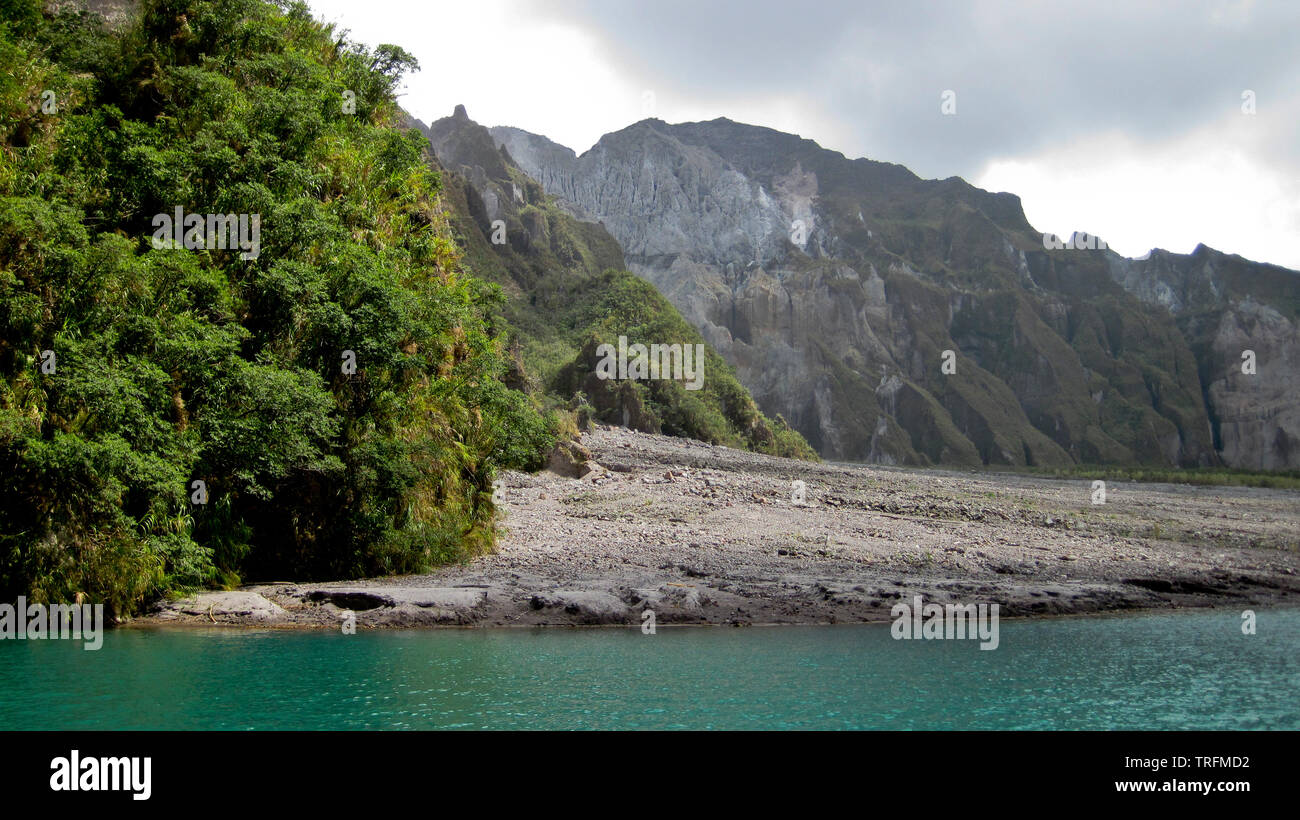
[144,426,1300,630]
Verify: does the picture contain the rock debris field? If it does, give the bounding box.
[150,426,1300,629]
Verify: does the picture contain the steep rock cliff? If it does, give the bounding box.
[493,118,1298,469]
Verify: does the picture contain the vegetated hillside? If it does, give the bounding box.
[0,0,554,615]
[409,106,816,460]
[494,118,1300,471]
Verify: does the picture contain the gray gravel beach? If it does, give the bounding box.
[148,425,1300,629]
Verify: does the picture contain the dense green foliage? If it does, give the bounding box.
[546,271,817,459]
[0,0,553,615]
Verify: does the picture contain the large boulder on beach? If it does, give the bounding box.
[546,440,592,477]
[159,591,287,622]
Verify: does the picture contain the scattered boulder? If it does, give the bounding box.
[546,440,592,477]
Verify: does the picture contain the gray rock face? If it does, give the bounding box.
[1208,302,1300,471]
[492,118,1300,470]
[1109,247,1300,470]
[489,126,583,212]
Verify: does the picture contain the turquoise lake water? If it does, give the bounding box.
[1,608,1296,730]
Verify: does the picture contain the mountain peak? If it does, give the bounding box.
[421,105,512,183]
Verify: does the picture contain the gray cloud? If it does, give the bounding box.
[520,0,1300,181]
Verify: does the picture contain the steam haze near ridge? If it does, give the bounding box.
[308,0,1300,270]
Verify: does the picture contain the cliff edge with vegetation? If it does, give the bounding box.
[0,0,813,617]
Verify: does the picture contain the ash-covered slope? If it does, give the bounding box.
[493,118,1300,470]
[403,107,816,460]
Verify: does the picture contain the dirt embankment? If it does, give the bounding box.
[147,426,1300,629]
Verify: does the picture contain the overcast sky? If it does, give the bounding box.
[308,0,1300,269]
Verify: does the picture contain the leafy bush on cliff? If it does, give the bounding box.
[548,272,818,460]
[0,0,551,614]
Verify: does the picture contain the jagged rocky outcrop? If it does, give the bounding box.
[492,118,1300,470]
